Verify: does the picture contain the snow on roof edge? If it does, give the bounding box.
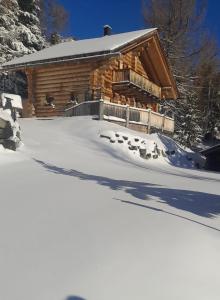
[2,28,157,69]
[111,28,157,51]
[2,52,121,70]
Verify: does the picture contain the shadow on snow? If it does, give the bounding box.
[115,199,220,232]
[66,296,86,300]
[34,159,220,220]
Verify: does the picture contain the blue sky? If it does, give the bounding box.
[60,0,220,46]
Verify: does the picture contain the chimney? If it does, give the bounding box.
[103,25,112,36]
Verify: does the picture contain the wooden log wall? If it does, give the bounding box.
[35,63,92,102]
[31,62,96,116]
[90,49,153,109]
[24,46,161,117]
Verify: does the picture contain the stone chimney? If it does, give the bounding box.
[103,25,112,36]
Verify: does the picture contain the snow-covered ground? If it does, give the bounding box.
[0,116,220,300]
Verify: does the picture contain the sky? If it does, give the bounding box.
[60,0,220,47]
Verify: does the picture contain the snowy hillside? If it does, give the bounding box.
[0,116,220,300]
[99,128,204,169]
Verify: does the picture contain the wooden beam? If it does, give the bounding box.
[151,34,178,99]
[140,48,161,86]
[26,69,33,103]
[25,68,35,117]
[120,35,156,54]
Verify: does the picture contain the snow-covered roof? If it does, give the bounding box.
[2,28,157,68]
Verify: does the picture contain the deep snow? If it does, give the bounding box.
[0,116,220,300]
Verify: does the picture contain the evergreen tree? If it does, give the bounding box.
[174,93,203,148]
[142,0,218,147]
[196,40,220,139]
[0,0,45,95]
[49,32,62,45]
[18,0,35,13]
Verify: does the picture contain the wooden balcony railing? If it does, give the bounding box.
[113,69,161,99]
[103,102,174,133]
[64,100,174,133]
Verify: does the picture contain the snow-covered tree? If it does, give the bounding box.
[174,93,203,148]
[17,0,35,13]
[0,0,45,95]
[196,41,220,139]
[0,0,45,63]
[49,32,62,45]
[142,0,219,147]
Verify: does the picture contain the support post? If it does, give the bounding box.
[126,105,130,127]
[25,68,34,117]
[161,114,166,132]
[99,99,104,120]
[148,109,151,134]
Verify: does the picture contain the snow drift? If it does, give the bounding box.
[0,116,219,300]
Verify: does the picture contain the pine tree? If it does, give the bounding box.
[0,0,45,63]
[18,0,35,13]
[174,93,203,148]
[196,40,220,139]
[49,32,62,45]
[0,0,45,95]
[142,0,215,147]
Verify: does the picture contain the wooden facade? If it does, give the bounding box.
[4,30,178,117]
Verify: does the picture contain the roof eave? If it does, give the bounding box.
[2,51,121,71]
[154,32,179,99]
[114,28,158,53]
[2,28,158,71]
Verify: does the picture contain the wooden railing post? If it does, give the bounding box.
[99,99,104,120]
[126,105,130,127]
[161,114,166,132]
[148,109,151,133]
[112,70,116,82]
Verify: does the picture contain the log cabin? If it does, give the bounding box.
[2,26,178,118]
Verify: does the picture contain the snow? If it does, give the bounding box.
[0,143,24,164]
[99,128,204,169]
[1,93,23,109]
[0,116,220,300]
[3,28,156,67]
[103,115,125,122]
[0,108,14,123]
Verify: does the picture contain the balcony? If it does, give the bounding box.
[113,69,161,100]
